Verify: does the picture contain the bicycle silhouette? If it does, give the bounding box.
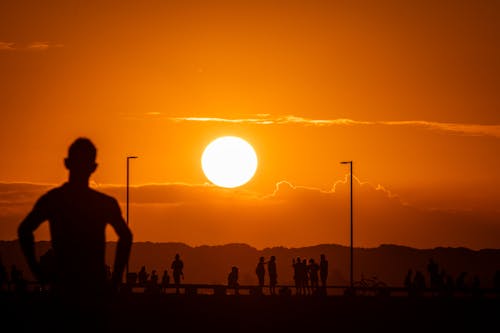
[353,275,389,296]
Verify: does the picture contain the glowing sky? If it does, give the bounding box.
[1,0,499,249]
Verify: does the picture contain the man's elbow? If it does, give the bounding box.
[17,222,33,241]
[119,228,133,244]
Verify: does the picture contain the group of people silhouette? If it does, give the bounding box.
[122,253,184,294]
[223,254,329,296]
[292,254,328,295]
[404,258,495,297]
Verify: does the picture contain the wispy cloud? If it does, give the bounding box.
[170,115,368,126]
[382,120,500,138]
[0,41,63,51]
[0,42,15,50]
[27,42,51,51]
[169,115,500,138]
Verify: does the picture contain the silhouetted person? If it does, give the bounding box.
[293,258,300,295]
[138,266,149,285]
[145,269,159,294]
[471,275,481,297]
[171,253,184,294]
[17,138,133,330]
[404,269,414,296]
[268,256,277,295]
[404,269,413,288]
[228,266,239,295]
[455,272,467,294]
[255,256,266,290]
[427,258,440,294]
[161,270,170,293]
[150,270,158,284]
[308,258,320,294]
[413,270,426,297]
[319,254,328,289]
[302,259,310,295]
[292,259,300,295]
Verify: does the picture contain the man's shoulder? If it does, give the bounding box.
[88,188,117,201]
[44,185,119,206]
[40,185,66,200]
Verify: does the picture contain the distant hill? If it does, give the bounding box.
[1,241,499,287]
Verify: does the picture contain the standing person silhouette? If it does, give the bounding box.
[293,257,301,295]
[308,258,320,294]
[171,253,184,294]
[17,138,133,328]
[227,266,239,295]
[255,256,266,291]
[319,254,328,290]
[268,256,277,295]
[161,269,170,293]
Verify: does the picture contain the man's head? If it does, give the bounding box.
[64,138,98,178]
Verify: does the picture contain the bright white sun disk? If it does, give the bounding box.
[201,136,258,188]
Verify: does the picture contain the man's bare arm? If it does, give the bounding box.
[109,201,133,287]
[18,201,47,281]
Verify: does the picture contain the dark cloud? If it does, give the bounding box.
[0,181,498,249]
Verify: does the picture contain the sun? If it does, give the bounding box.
[201,136,258,188]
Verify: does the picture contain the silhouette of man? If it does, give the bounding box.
[268,256,277,295]
[227,266,239,295]
[319,254,328,289]
[18,138,133,300]
[293,257,301,295]
[255,256,266,289]
[161,269,170,293]
[171,253,184,294]
[427,258,440,291]
[308,258,320,293]
[138,265,149,285]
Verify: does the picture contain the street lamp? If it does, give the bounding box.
[126,156,138,276]
[340,161,353,290]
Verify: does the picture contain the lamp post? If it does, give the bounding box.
[340,161,353,289]
[126,156,138,276]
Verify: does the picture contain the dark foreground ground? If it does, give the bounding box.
[1,293,499,333]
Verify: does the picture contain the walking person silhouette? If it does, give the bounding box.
[17,138,133,331]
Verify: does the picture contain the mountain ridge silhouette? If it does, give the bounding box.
[1,240,498,288]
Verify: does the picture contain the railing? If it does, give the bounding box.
[2,281,498,298]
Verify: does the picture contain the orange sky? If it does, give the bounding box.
[1,0,499,249]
